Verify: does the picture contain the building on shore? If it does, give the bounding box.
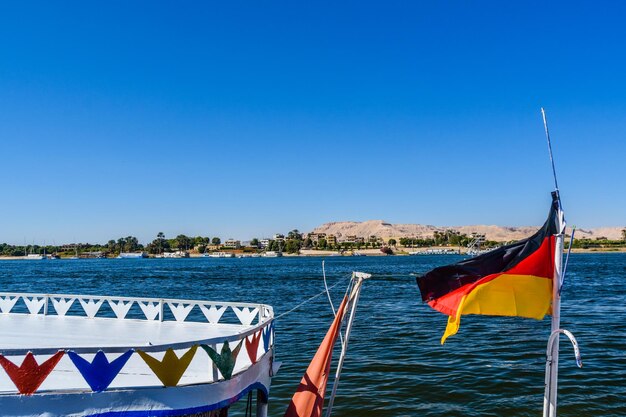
[307,233,326,244]
[341,235,365,244]
[223,239,241,249]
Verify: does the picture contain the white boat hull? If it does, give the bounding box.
[0,352,272,417]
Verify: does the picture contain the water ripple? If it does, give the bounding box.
[0,254,624,416]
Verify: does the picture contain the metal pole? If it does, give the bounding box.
[256,389,268,417]
[324,272,369,417]
[541,107,559,193]
[543,205,565,417]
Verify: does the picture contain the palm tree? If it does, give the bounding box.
[116,238,126,254]
[176,235,191,251]
[157,232,165,254]
[287,229,301,240]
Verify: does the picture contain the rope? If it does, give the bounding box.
[274,275,351,320]
[559,226,576,295]
[322,260,337,317]
[274,272,415,321]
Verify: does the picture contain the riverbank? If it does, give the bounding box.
[1,247,624,260]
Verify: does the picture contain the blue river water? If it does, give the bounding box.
[0,254,624,416]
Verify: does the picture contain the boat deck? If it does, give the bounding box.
[0,293,273,396]
[0,314,247,350]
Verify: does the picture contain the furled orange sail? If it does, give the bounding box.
[284,296,348,417]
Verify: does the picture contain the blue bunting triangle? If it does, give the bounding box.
[262,321,274,352]
[68,350,133,392]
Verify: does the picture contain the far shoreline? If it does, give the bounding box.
[0,247,624,261]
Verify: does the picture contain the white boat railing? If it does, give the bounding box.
[0,292,275,399]
[0,292,273,355]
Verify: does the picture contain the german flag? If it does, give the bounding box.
[417,194,560,344]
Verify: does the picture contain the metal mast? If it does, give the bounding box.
[324,272,370,417]
[540,108,582,417]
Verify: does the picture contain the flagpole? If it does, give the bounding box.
[324,272,370,417]
[541,106,563,417]
[543,194,564,417]
[540,109,584,417]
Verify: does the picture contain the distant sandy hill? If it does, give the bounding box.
[310,220,624,242]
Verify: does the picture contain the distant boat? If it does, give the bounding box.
[237,253,262,258]
[162,251,189,258]
[263,251,283,258]
[409,248,459,255]
[205,252,235,258]
[117,252,148,259]
[24,245,46,260]
[467,247,498,257]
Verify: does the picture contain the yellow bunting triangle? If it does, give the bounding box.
[137,345,198,387]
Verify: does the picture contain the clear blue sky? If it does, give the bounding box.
[1,1,624,245]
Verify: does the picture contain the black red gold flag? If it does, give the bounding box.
[416,195,559,344]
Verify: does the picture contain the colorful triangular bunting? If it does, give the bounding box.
[0,351,64,395]
[262,321,274,352]
[137,346,198,387]
[245,331,262,364]
[201,340,243,380]
[67,350,133,392]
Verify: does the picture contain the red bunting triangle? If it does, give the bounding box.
[0,351,65,395]
[245,331,262,364]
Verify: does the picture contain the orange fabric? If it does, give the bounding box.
[284,296,348,417]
